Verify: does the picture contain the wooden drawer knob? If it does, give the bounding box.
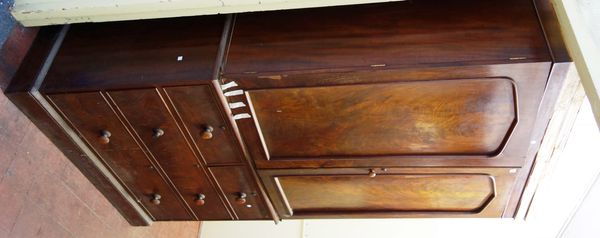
[195,194,206,206]
[368,169,377,178]
[153,128,165,139]
[235,192,247,205]
[151,194,162,205]
[201,125,214,140]
[98,130,112,144]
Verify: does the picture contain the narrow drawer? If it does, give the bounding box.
[48,92,192,220]
[163,85,244,165]
[210,166,272,220]
[108,88,232,220]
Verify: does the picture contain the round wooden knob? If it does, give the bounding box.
[201,125,214,140]
[98,130,111,144]
[153,128,165,139]
[368,169,377,178]
[151,194,161,205]
[195,194,206,206]
[236,192,247,205]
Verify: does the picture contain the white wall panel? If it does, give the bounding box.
[10,0,402,26]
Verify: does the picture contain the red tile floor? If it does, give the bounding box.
[0,89,201,237]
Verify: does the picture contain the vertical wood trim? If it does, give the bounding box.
[515,64,585,219]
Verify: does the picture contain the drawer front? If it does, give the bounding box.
[260,168,518,218]
[164,85,244,165]
[210,166,272,220]
[48,92,192,220]
[108,88,232,220]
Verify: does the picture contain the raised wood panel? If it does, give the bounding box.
[224,0,550,75]
[279,175,495,212]
[260,168,518,218]
[233,63,551,169]
[107,88,232,220]
[47,92,192,220]
[248,78,516,159]
[164,85,244,165]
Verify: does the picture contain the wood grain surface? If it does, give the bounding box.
[248,78,516,158]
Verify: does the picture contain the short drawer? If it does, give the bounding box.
[260,167,519,218]
[48,92,192,220]
[108,88,232,220]
[210,166,272,220]
[164,85,244,165]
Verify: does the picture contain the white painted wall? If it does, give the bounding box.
[562,175,600,237]
[201,220,303,238]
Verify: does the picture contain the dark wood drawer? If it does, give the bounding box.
[107,88,232,220]
[47,92,192,221]
[210,166,272,220]
[260,167,518,218]
[163,85,244,165]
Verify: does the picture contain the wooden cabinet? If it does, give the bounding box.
[5,0,569,225]
[260,168,518,218]
[218,0,564,220]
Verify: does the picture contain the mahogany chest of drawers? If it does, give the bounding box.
[6,0,570,225]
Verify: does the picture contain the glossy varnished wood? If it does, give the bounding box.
[47,92,192,220]
[224,0,550,76]
[41,16,226,93]
[248,78,516,158]
[3,0,571,223]
[260,167,518,218]
[107,88,233,220]
[164,85,244,165]
[210,166,272,220]
[234,63,551,169]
